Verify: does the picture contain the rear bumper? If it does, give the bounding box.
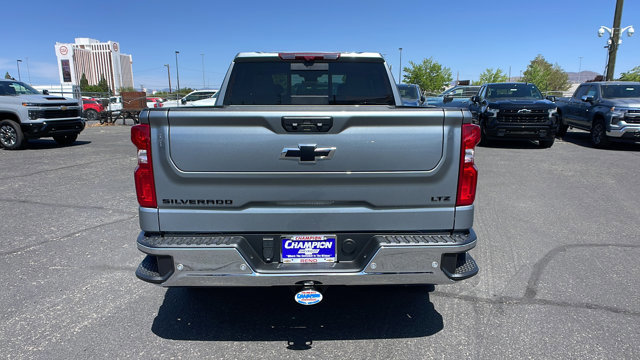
[135,230,478,287]
[21,119,85,138]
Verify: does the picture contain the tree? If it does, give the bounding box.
[80,73,89,89]
[522,55,570,93]
[402,58,453,93]
[97,75,109,93]
[619,66,640,81]
[473,68,508,85]
[4,72,13,79]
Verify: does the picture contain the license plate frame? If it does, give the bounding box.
[281,234,337,263]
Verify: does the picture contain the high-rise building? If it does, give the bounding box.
[54,38,134,93]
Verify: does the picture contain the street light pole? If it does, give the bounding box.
[164,64,172,93]
[598,0,634,80]
[26,57,31,84]
[398,48,403,83]
[16,60,22,81]
[606,0,623,81]
[578,57,583,83]
[175,51,180,104]
[201,53,205,89]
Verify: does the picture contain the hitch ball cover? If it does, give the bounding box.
[295,289,323,305]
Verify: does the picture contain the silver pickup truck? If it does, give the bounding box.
[132,52,481,305]
[0,79,84,150]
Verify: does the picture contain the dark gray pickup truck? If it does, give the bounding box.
[131,52,481,305]
[555,81,640,147]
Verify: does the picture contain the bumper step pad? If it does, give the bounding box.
[442,252,479,280]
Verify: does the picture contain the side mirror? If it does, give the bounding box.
[42,89,49,95]
[470,95,481,103]
[420,95,426,103]
[581,95,595,103]
[443,95,454,104]
[546,95,556,102]
[181,98,187,105]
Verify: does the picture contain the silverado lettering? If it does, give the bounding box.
[162,199,233,205]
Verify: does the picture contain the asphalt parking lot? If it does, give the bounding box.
[1,124,639,359]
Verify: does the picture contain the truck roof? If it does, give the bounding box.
[583,81,640,85]
[235,52,384,60]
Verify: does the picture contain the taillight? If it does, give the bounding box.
[131,124,157,208]
[456,124,481,206]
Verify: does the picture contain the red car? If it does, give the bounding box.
[82,98,105,121]
[146,97,164,108]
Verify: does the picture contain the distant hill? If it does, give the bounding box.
[566,71,600,83]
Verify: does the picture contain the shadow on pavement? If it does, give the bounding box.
[151,285,443,346]
[479,139,542,149]
[560,130,640,151]
[25,139,91,150]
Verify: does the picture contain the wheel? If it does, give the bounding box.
[0,119,25,150]
[556,110,568,137]
[539,138,555,148]
[478,120,491,146]
[84,109,99,121]
[590,119,610,148]
[53,134,78,146]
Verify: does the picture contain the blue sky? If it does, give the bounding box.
[2,0,638,90]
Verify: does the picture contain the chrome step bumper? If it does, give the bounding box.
[135,230,478,287]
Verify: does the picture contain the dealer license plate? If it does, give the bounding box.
[281,234,337,263]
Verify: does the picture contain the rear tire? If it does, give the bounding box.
[539,138,555,148]
[84,109,99,121]
[53,134,78,146]
[556,111,568,137]
[590,119,610,148]
[0,119,25,150]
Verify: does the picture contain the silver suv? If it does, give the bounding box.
[0,79,84,150]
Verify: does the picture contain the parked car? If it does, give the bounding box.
[82,98,104,121]
[555,81,640,147]
[146,97,164,109]
[0,79,84,149]
[427,85,480,107]
[162,90,218,107]
[469,82,557,147]
[397,84,425,106]
[107,96,123,114]
[188,91,220,106]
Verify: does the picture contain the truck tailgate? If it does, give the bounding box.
[148,106,463,233]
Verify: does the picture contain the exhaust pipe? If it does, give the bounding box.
[294,281,324,305]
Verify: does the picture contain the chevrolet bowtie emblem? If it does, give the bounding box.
[280,144,336,163]
[517,109,531,114]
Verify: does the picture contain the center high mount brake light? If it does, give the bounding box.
[278,53,340,61]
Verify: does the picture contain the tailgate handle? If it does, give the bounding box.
[282,117,332,132]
